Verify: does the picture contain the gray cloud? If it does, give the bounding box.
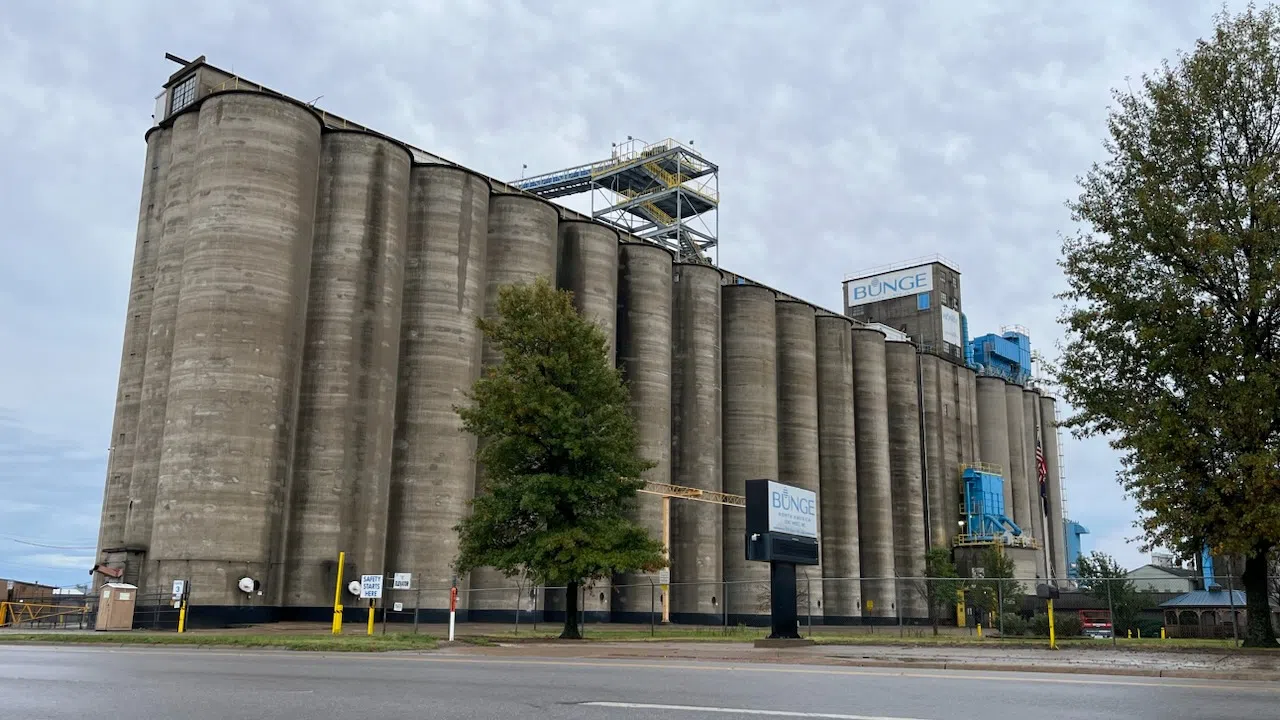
[0,0,1243,583]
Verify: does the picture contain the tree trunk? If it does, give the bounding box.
[1241,543,1277,648]
[561,580,582,640]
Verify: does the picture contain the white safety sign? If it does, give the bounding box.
[360,574,383,599]
[393,572,412,590]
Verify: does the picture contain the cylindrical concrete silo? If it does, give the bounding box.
[670,263,724,622]
[721,283,778,621]
[283,131,412,610]
[1023,389,1048,580]
[919,354,947,550]
[1005,384,1031,534]
[1039,394,1068,581]
[975,377,1012,517]
[852,327,895,619]
[885,341,927,619]
[775,301,822,618]
[385,165,492,615]
[612,241,674,619]
[549,219,621,619]
[150,92,323,606]
[557,221,620,361]
[126,113,197,578]
[97,126,170,566]
[815,315,859,620]
[471,193,560,614]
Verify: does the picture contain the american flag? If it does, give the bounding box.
[1035,437,1049,515]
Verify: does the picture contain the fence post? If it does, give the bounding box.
[997,581,1004,637]
[806,574,812,638]
[1106,579,1115,647]
[413,587,421,635]
[650,579,656,637]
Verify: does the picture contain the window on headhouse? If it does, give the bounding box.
[170,75,197,114]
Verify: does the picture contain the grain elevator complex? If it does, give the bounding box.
[94,55,1070,625]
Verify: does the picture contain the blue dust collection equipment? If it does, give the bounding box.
[745,479,819,639]
[960,466,1022,541]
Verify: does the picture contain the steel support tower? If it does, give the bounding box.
[512,137,720,264]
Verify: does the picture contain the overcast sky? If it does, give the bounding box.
[0,0,1243,587]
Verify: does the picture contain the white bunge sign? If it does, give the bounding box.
[941,305,962,347]
[360,574,383,600]
[845,265,933,307]
[766,481,818,538]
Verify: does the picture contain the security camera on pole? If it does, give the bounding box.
[744,479,820,642]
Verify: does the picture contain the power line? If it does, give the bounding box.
[0,534,97,551]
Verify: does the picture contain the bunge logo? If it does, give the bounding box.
[771,487,815,517]
[849,270,929,302]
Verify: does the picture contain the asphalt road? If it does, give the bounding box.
[1,645,1275,719]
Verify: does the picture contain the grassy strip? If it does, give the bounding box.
[0,632,439,652]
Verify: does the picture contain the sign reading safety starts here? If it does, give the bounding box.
[766,481,818,538]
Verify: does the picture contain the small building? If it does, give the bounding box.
[3,579,57,603]
[1127,564,1202,593]
[1160,590,1251,638]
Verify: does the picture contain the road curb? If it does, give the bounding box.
[817,657,1280,682]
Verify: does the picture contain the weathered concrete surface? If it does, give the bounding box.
[386,165,490,611]
[919,354,948,550]
[1041,394,1068,580]
[884,341,927,618]
[1005,383,1032,533]
[775,301,822,617]
[612,242,673,617]
[976,376,1012,514]
[556,221,619,361]
[851,328,895,618]
[99,126,169,568]
[1024,388,1049,580]
[670,263,724,621]
[285,132,411,607]
[815,315,859,619]
[471,193,559,611]
[150,92,322,605]
[721,284,778,619]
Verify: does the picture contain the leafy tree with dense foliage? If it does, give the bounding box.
[451,277,667,639]
[904,548,964,635]
[1075,551,1141,635]
[1055,4,1280,647]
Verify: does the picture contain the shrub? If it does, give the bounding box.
[1031,612,1082,637]
[999,613,1029,636]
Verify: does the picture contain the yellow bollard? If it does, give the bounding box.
[976,623,983,638]
[177,600,188,634]
[1161,627,1166,640]
[332,551,346,635]
[1137,627,1142,639]
[367,600,375,636]
[1127,629,1132,639]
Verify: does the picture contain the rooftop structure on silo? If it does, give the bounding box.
[842,256,966,362]
[511,136,720,265]
[969,325,1034,385]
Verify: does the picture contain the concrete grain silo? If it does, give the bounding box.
[1023,389,1047,580]
[283,131,412,609]
[471,193,560,614]
[98,126,170,571]
[851,327,895,619]
[670,263,724,622]
[1039,394,1067,580]
[385,164,491,614]
[125,113,196,575]
[550,219,621,618]
[884,341,927,618]
[975,377,1012,513]
[918,354,948,549]
[149,92,323,605]
[815,315,859,620]
[557,221,620,360]
[721,283,778,620]
[1004,384,1032,533]
[775,301,822,618]
[612,242,674,619]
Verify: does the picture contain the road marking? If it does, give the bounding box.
[582,701,929,719]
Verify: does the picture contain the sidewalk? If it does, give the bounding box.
[434,639,1280,682]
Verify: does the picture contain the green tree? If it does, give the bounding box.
[1075,551,1140,635]
[1054,4,1280,646]
[916,549,963,636]
[452,277,667,639]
